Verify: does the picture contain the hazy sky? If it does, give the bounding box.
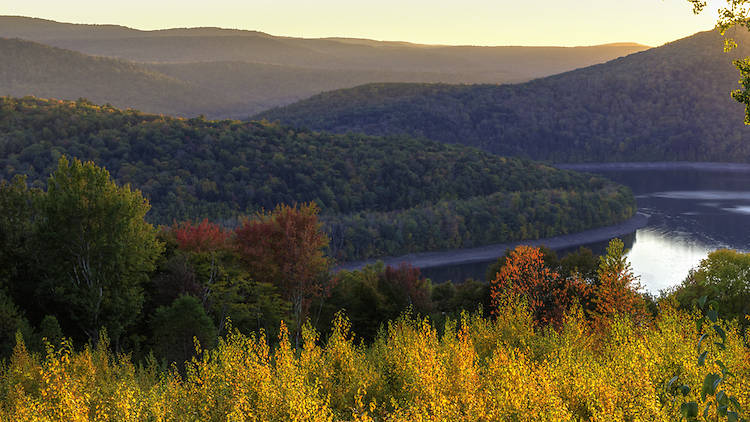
[3,0,727,46]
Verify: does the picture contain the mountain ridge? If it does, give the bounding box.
[257,29,750,163]
[0,16,652,118]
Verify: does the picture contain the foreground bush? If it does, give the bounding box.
[0,301,748,421]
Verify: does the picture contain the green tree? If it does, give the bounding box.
[36,156,163,348]
[673,249,750,330]
[0,291,26,358]
[0,176,39,318]
[150,295,217,366]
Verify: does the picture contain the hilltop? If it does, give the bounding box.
[258,29,750,163]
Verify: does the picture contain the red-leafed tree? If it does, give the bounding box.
[490,245,589,326]
[173,218,231,253]
[380,263,433,315]
[234,203,331,341]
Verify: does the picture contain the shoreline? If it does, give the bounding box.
[335,212,649,272]
[555,161,750,173]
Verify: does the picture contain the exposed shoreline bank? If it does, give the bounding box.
[337,161,745,272]
[336,212,649,272]
[556,161,750,173]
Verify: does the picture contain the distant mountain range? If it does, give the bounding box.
[0,16,649,118]
[258,29,750,163]
[0,38,220,116]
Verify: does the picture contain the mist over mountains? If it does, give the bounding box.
[0,16,648,118]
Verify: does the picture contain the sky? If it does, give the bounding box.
[2,0,727,47]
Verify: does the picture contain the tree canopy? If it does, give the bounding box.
[36,156,163,346]
[0,96,636,261]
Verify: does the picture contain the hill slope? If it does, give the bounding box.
[259,29,750,163]
[0,37,461,118]
[0,96,635,260]
[146,61,484,118]
[0,37,226,116]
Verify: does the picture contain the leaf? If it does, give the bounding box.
[729,396,742,412]
[702,373,720,400]
[704,402,712,419]
[697,295,708,310]
[708,309,718,323]
[681,385,691,397]
[681,402,699,419]
[719,404,729,417]
[717,390,728,406]
[727,411,739,422]
[713,325,726,343]
[668,375,679,389]
[715,342,727,351]
[713,375,722,392]
[698,333,708,350]
[698,351,708,366]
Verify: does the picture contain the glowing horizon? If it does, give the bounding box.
[2,0,726,47]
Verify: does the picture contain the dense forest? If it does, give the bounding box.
[0,16,648,118]
[259,29,750,163]
[0,96,635,261]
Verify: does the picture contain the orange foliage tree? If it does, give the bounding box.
[591,238,648,329]
[490,245,589,326]
[234,203,332,341]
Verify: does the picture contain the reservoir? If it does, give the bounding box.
[421,163,750,294]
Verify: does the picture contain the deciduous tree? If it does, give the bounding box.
[234,203,332,342]
[173,218,230,253]
[150,295,217,366]
[490,245,588,326]
[36,157,163,348]
[590,239,647,329]
[673,248,750,329]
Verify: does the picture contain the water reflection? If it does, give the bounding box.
[625,228,712,294]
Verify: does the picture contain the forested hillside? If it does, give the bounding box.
[0,96,635,260]
[259,29,750,163]
[0,16,648,118]
[0,38,226,116]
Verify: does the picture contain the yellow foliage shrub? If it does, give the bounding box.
[0,304,748,421]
